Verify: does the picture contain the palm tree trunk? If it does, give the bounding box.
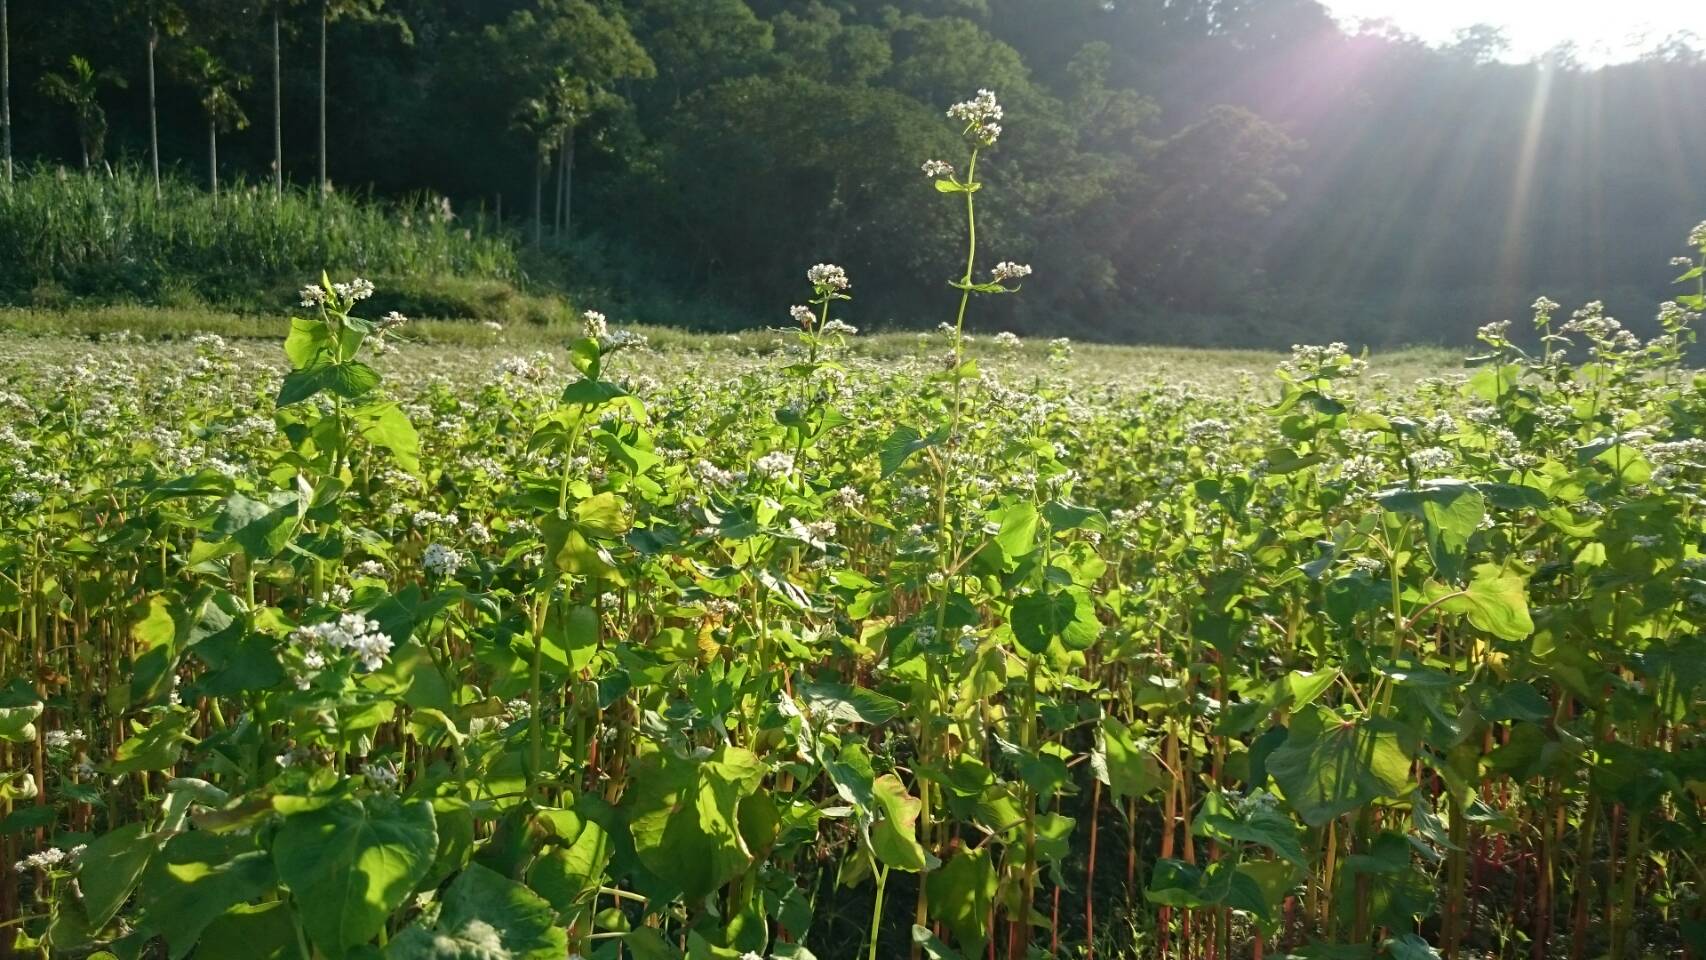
[208,118,217,199]
[272,7,283,198]
[554,129,567,237]
[563,125,574,241]
[1,0,12,184]
[532,147,543,247]
[147,20,160,198]
[317,0,327,202]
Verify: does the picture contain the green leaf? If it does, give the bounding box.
[624,928,684,960]
[625,746,766,902]
[109,709,197,776]
[1010,588,1102,655]
[990,502,1039,558]
[573,491,630,539]
[0,690,42,743]
[1376,480,1484,582]
[541,516,615,578]
[1268,707,1413,827]
[1092,716,1164,801]
[1275,669,1339,711]
[1195,793,1306,867]
[926,846,996,956]
[285,317,335,369]
[560,378,631,409]
[386,864,567,960]
[197,902,298,960]
[215,492,304,561]
[568,339,602,380]
[273,796,438,958]
[1384,934,1443,960]
[869,773,926,872]
[277,361,382,407]
[526,816,611,922]
[1041,499,1108,533]
[798,682,903,726]
[353,402,421,474]
[139,831,275,959]
[911,925,967,960]
[880,426,946,478]
[1423,565,1533,641]
[76,822,157,929]
[1145,859,1270,920]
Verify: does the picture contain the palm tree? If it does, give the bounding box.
[267,0,296,198]
[127,1,187,198]
[38,56,127,171]
[2,0,13,184]
[511,93,565,248]
[185,47,249,198]
[316,0,404,202]
[487,0,653,244]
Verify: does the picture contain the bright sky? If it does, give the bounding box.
[1320,0,1706,64]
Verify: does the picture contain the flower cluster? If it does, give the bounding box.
[582,311,609,342]
[299,277,375,308]
[1278,342,1366,381]
[790,305,815,328]
[921,159,955,179]
[288,613,394,681]
[423,542,464,578]
[807,264,851,294]
[14,845,82,874]
[948,89,1004,145]
[1406,446,1455,473]
[754,451,796,478]
[992,262,1033,283]
[43,728,84,751]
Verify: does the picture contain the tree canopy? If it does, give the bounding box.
[7,0,1706,345]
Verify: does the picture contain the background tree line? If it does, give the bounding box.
[5,0,1706,347]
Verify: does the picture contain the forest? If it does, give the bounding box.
[0,0,1701,345]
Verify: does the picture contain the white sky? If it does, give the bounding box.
[1320,0,1706,63]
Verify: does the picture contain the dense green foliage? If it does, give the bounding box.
[7,0,1706,344]
[0,168,519,310]
[4,91,1706,960]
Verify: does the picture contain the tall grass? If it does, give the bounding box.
[0,165,522,305]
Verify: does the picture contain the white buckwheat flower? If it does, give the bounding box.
[807,264,851,293]
[582,311,609,341]
[754,451,796,478]
[921,159,955,178]
[992,262,1033,283]
[948,89,1004,144]
[14,847,71,873]
[1406,447,1455,473]
[790,305,815,328]
[423,543,463,578]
